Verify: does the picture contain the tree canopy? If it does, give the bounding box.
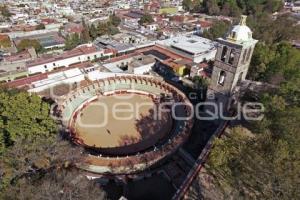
[138,13,154,25]
[88,18,121,40]
[35,23,45,30]
[2,168,107,200]
[202,20,231,40]
[0,36,11,48]
[64,33,82,50]
[81,19,91,43]
[0,5,12,18]
[186,0,283,16]
[109,14,121,27]
[17,39,43,53]
[0,90,57,151]
[0,89,56,188]
[207,120,300,199]
[0,89,106,199]
[248,13,300,45]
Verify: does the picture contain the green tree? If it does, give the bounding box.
[0,37,11,48]
[200,0,283,16]
[97,22,109,36]
[0,90,57,150]
[203,0,220,15]
[109,14,121,27]
[248,13,300,45]
[247,42,276,80]
[182,0,193,11]
[1,168,107,200]
[193,75,209,89]
[264,0,283,13]
[64,33,82,50]
[89,24,98,40]
[203,20,230,40]
[0,89,57,190]
[81,19,91,43]
[36,23,45,30]
[0,89,107,199]
[138,13,154,25]
[0,5,12,18]
[248,42,300,84]
[207,122,300,199]
[17,39,43,53]
[221,1,241,17]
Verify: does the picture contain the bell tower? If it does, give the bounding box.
[209,15,258,98]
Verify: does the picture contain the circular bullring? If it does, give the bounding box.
[58,76,193,174]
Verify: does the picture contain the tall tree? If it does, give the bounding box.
[203,20,231,40]
[89,24,98,40]
[64,33,82,50]
[203,0,220,15]
[0,89,107,199]
[182,0,193,11]
[2,168,107,200]
[109,14,121,27]
[0,90,57,149]
[138,13,154,25]
[17,39,43,53]
[0,5,12,18]
[36,23,45,30]
[81,19,91,43]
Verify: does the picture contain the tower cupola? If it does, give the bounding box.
[227,15,253,42]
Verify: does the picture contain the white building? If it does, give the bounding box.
[29,68,85,93]
[26,44,113,74]
[156,35,217,63]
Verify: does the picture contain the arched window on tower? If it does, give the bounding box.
[231,31,237,39]
[221,46,228,62]
[246,47,252,62]
[218,71,226,86]
[229,49,235,65]
[242,49,247,64]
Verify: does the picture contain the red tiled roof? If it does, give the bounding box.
[103,48,114,54]
[198,20,213,28]
[5,61,93,88]
[153,45,193,61]
[3,50,32,62]
[0,34,9,41]
[5,73,48,88]
[41,18,56,25]
[64,23,84,34]
[106,52,140,63]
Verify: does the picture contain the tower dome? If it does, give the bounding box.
[227,15,253,42]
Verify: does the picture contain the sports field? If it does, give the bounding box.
[74,93,172,149]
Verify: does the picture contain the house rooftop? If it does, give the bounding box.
[157,35,216,56]
[94,37,134,52]
[26,45,98,67]
[129,55,156,68]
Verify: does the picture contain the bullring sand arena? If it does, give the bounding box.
[74,93,172,152]
[57,75,193,174]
